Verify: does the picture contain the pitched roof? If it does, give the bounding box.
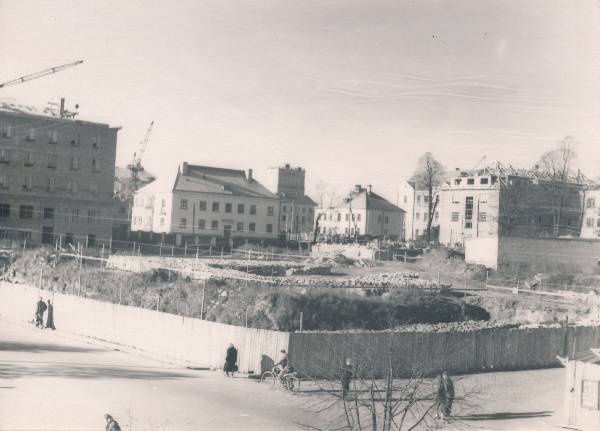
[174,164,278,199]
[465,162,591,185]
[330,189,404,212]
[280,194,318,206]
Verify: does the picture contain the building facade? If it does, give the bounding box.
[399,181,441,241]
[131,163,281,245]
[439,164,585,246]
[581,187,600,239]
[265,164,317,241]
[0,105,119,247]
[316,185,405,240]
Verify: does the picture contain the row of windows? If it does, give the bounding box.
[0,149,101,172]
[319,226,361,235]
[0,229,100,245]
[0,175,102,194]
[319,212,362,222]
[282,214,311,223]
[0,125,102,149]
[450,211,487,224]
[176,219,273,233]
[415,212,439,222]
[454,177,494,186]
[176,199,276,216]
[0,204,102,223]
[586,198,597,209]
[281,205,313,214]
[585,218,600,228]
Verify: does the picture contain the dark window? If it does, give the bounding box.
[179,218,187,228]
[19,205,34,219]
[0,204,10,218]
[225,203,232,213]
[480,178,489,185]
[211,220,218,229]
[180,199,188,210]
[250,205,257,215]
[237,204,245,214]
[249,223,256,232]
[65,233,74,244]
[198,219,206,229]
[465,196,473,228]
[384,216,389,224]
[266,224,273,233]
[212,202,220,212]
[237,222,244,232]
[267,206,274,216]
[43,207,54,219]
[467,178,475,185]
[199,201,207,211]
[87,234,96,247]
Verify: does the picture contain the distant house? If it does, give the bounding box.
[559,348,600,431]
[399,181,441,241]
[581,186,600,239]
[316,185,405,240]
[131,162,280,246]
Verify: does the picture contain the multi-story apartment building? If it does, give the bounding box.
[399,181,441,241]
[581,186,600,239]
[0,104,119,247]
[131,163,281,246]
[316,185,405,240]
[265,164,317,240]
[439,164,586,246]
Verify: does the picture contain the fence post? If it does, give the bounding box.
[119,285,123,305]
[209,244,212,257]
[157,295,160,311]
[464,268,467,290]
[38,267,43,290]
[196,247,199,259]
[171,245,174,257]
[200,280,206,320]
[485,270,489,290]
[437,271,440,289]
[221,248,224,259]
[184,243,187,257]
[299,311,303,333]
[133,241,136,254]
[78,273,81,296]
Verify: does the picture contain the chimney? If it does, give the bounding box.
[455,167,460,171]
[367,184,372,194]
[285,163,290,169]
[248,169,253,181]
[182,162,188,174]
[355,184,362,193]
[59,98,65,118]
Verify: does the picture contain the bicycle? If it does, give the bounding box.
[260,368,301,392]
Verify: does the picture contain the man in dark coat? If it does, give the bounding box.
[35,297,47,328]
[437,371,455,420]
[224,343,238,377]
[46,299,56,330]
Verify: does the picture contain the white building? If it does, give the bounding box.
[316,185,405,240]
[131,163,281,246]
[398,181,441,241]
[581,187,600,239]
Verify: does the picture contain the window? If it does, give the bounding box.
[415,213,420,220]
[344,227,349,235]
[587,198,596,209]
[48,130,58,144]
[587,218,594,227]
[71,208,80,222]
[301,216,306,223]
[47,178,56,193]
[43,207,54,219]
[480,178,489,185]
[351,214,355,221]
[266,224,273,233]
[26,128,35,141]
[87,210,100,224]
[89,181,98,195]
[467,178,475,185]
[345,214,349,221]
[451,212,460,222]
[71,133,80,147]
[0,175,8,190]
[237,204,245,214]
[249,222,256,232]
[179,218,187,228]
[435,211,439,221]
[225,203,232,213]
[23,176,32,191]
[70,156,79,170]
[454,179,461,185]
[0,204,10,218]
[199,200,207,211]
[212,202,220,212]
[337,213,341,221]
[2,125,12,138]
[250,205,257,215]
[24,151,33,166]
[19,205,34,219]
[0,148,10,163]
[211,220,218,229]
[479,212,487,222]
[377,215,382,223]
[465,196,474,228]
[19,231,32,240]
[415,229,420,236]
[282,205,287,213]
[47,154,57,169]
[180,199,188,210]
[69,180,78,193]
[424,195,430,204]
[357,214,361,221]
[237,222,244,232]
[92,158,100,172]
[597,219,600,228]
[92,136,100,149]
[403,195,408,203]
[384,216,389,224]
[198,219,206,229]
[267,206,274,216]
[87,234,96,247]
[416,195,421,204]
[282,214,287,222]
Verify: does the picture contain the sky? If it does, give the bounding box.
[1,0,599,203]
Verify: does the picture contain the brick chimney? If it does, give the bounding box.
[248,168,253,181]
[355,184,362,193]
[182,162,188,174]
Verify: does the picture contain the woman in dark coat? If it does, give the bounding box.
[46,299,56,330]
[224,343,238,377]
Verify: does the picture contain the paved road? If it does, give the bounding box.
[0,319,325,431]
[0,316,567,431]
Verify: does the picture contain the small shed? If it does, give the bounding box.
[558,348,600,430]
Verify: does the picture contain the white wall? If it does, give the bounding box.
[0,282,289,374]
[464,237,499,269]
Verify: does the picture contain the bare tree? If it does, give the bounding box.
[410,153,445,242]
[535,136,579,236]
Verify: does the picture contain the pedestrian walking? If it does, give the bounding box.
[104,414,122,431]
[436,371,455,421]
[224,343,238,377]
[35,297,47,328]
[341,358,353,399]
[46,299,56,330]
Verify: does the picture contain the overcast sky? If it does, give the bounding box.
[1,0,599,201]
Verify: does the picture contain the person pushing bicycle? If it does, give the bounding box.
[273,349,290,381]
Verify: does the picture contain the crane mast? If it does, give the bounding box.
[0,60,84,89]
[128,121,155,194]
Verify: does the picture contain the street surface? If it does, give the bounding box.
[0,316,566,431]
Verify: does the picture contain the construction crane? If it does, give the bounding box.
[0,60,84,89]
[127,121,154,194]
